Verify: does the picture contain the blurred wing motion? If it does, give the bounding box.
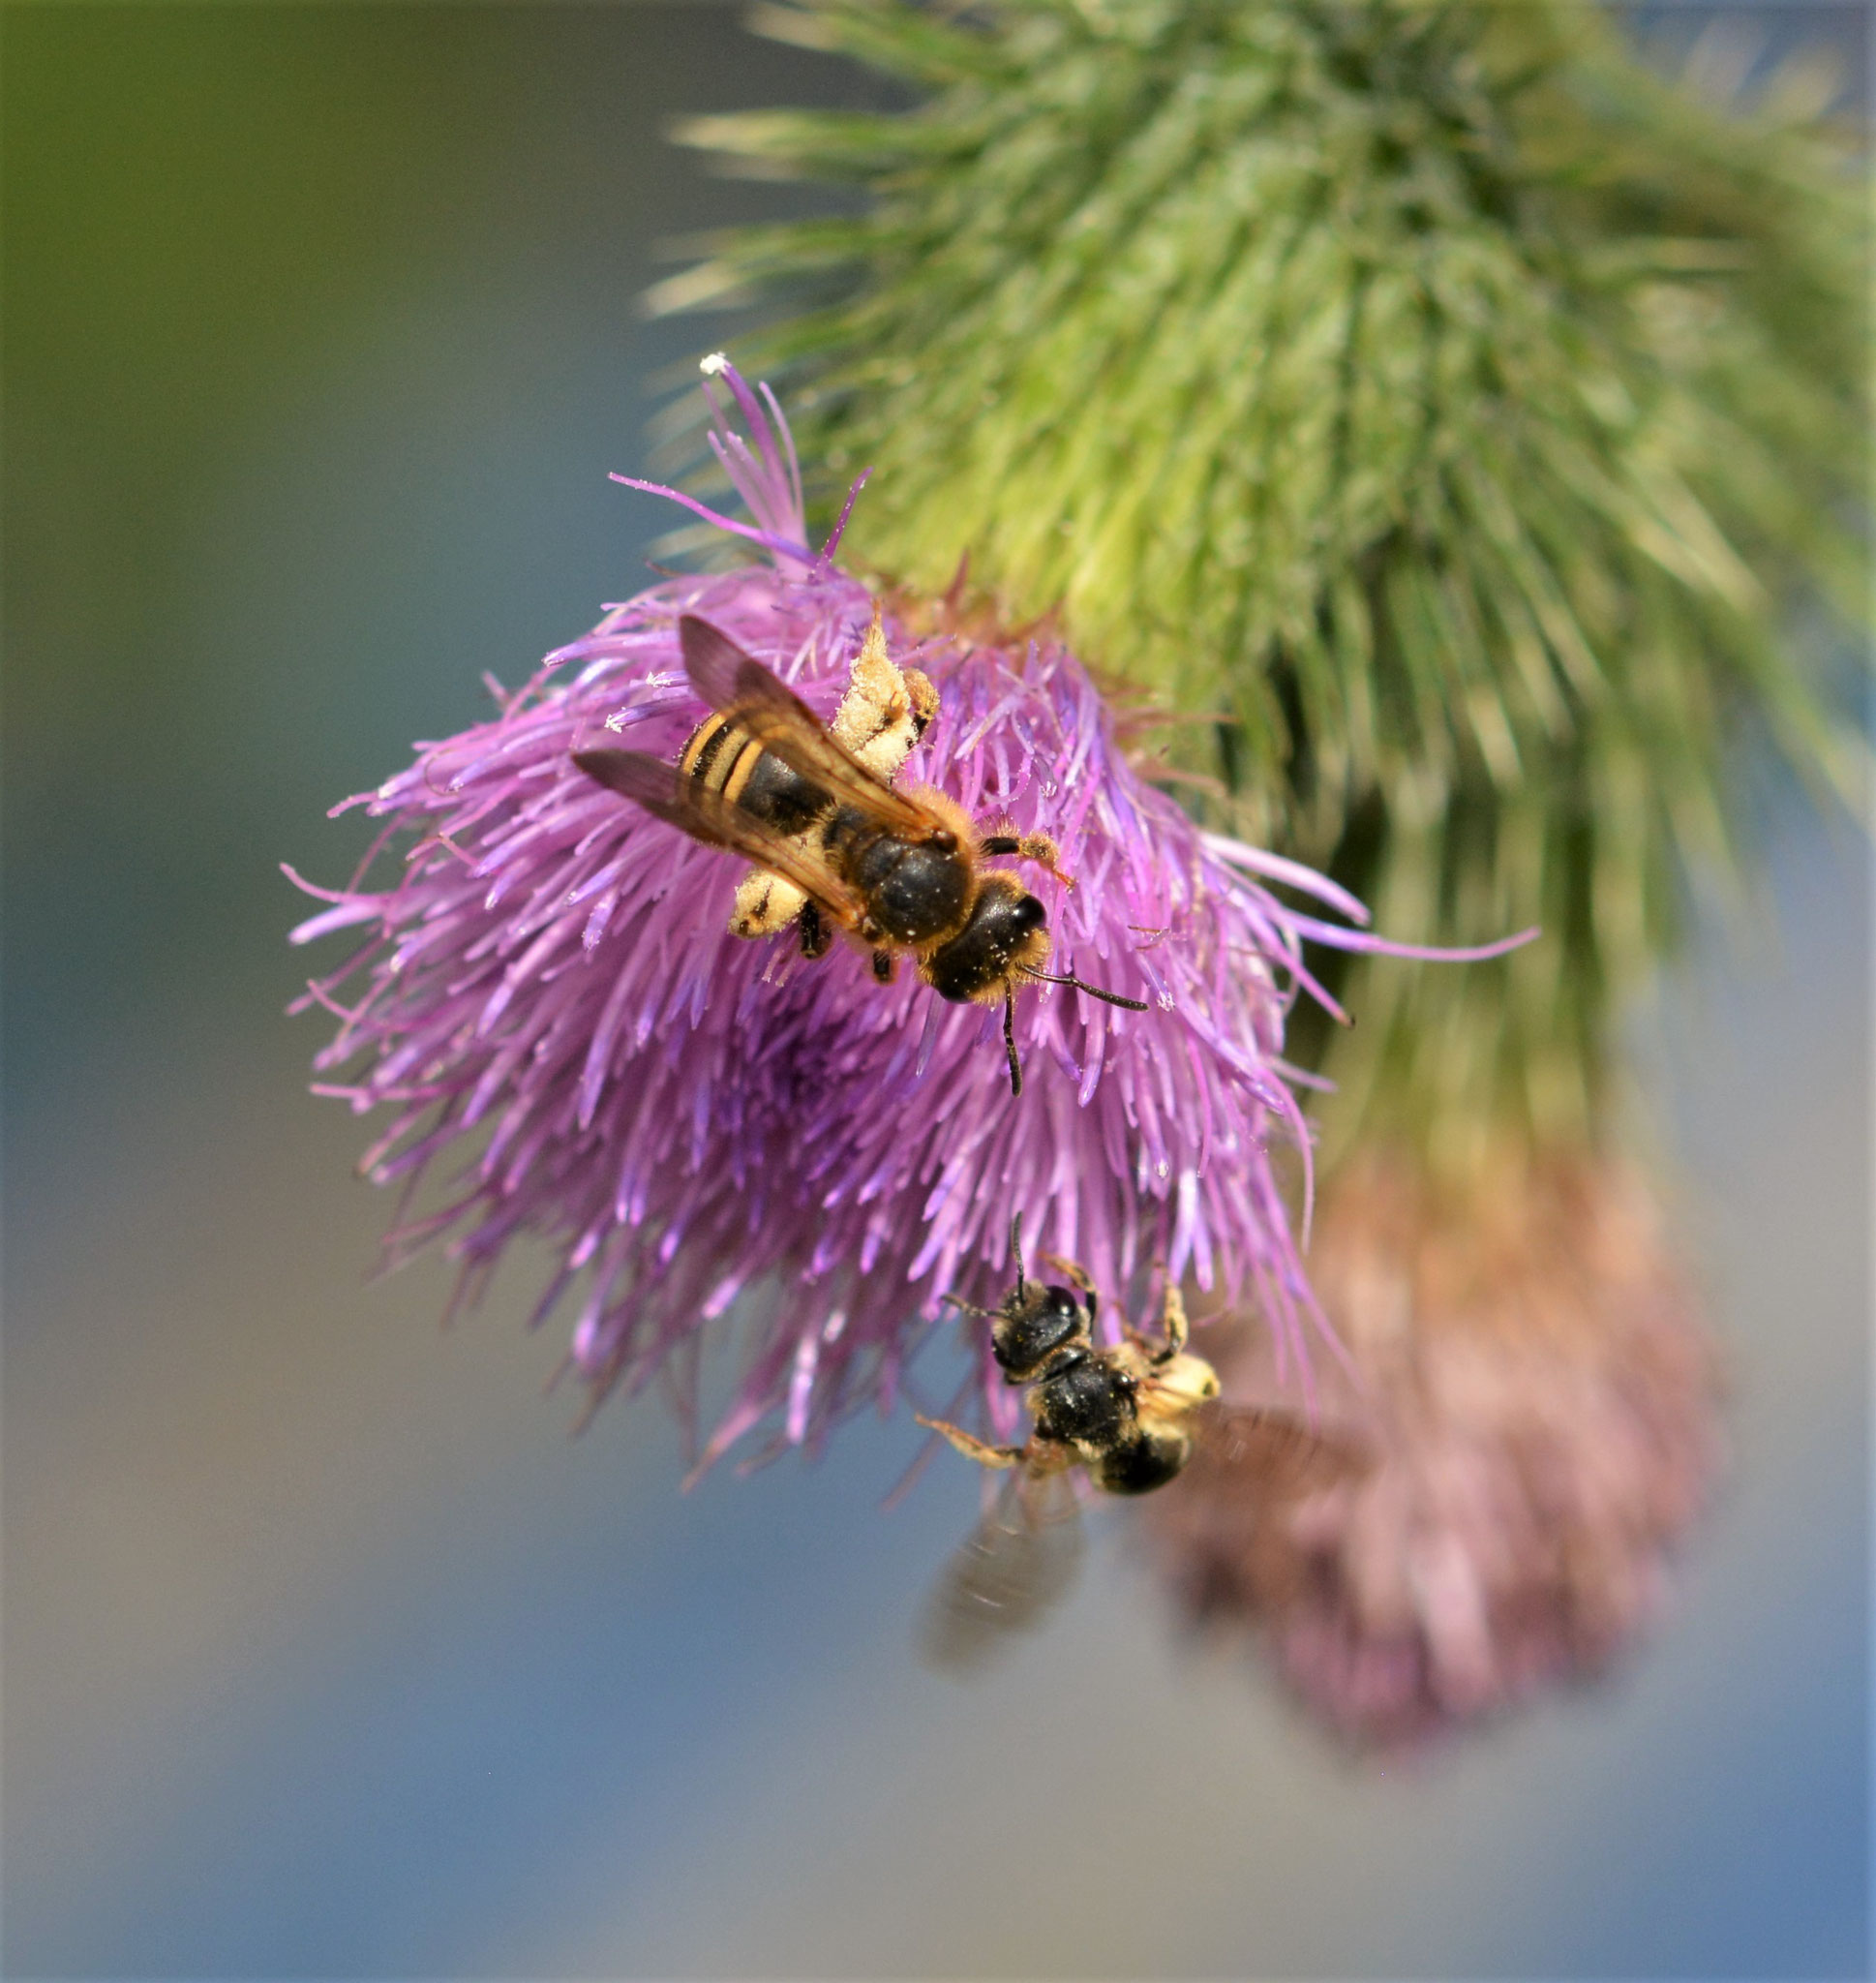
[1204,1404,1373,1500]
[921,1466,1085,1672]
[571,746,870,928]
[677,616,935,838]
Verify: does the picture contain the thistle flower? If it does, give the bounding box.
[1145,1148,1723,1750]
[290,361,1514,1469]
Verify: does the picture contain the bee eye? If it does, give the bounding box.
[1014,894,1045,933]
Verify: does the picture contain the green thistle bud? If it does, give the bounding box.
[658,0,1866,1172]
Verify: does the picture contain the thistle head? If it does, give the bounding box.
[289,360,1477,1473]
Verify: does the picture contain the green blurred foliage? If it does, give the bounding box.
[1,4,882,1114]
[11,12,511,724]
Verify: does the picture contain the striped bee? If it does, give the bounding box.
[573,609,1145,1095]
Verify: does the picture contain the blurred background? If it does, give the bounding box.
[3,4,1867,1976]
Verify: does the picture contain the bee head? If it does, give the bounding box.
[921,877,1050,1004]
[992,1282,1090,1381]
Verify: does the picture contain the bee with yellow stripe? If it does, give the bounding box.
[573,608,1146,1095]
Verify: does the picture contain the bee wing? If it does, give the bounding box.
[1201,1404,1373,1501]
[572,746,869,930]
[920,1464,1085,1672]
[678,616,937,839]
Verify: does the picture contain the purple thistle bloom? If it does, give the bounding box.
[289,359,1528,1473]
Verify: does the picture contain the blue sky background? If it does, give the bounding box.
[4,6,1867,1975]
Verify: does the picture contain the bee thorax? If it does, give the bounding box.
[1033,1357,1134,1449]
[846,833,972,946]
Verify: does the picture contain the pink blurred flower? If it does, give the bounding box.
[1147,1148,1724,1750]
[288,359,1524,1472]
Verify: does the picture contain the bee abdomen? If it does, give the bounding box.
[1091,1431,1191,1496]
[731,749,826,837]
[679,712,734,784]
[681,716,826,837]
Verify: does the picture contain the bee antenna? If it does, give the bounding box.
[1018,965,1150,1013]
[1010,1213,1026,1303]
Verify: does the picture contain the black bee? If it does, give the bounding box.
[917,1219,1367,1666]
[571,611,1146,1096]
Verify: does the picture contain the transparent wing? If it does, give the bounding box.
[571,746,869,929]
[920,1465,1085,1672]
[1200,1404,1373,1501]
[678,616,937,839]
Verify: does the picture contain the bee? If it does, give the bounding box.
[916,1219,1367,1665]
[571,610,1147,1095]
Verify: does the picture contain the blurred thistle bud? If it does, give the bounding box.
[1145,1148,1724,1750]
[289,361,1519,1469]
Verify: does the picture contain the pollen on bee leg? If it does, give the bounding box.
[729,868,806,938]
[1153,1283,1190,1362]
[904,669,939,736]
[980,827,1073,889]
[831,602,933,778]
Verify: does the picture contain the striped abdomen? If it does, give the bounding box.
[680,711,974,951]
[679,713,829,839]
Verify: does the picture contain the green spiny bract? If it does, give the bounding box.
[659,0,1866,1169]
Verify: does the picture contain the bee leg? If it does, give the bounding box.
[915,1414,1022,1471]
[1003,991,1023,1098]
[1039,1253,1096,1296]
[1037,1253,1100,1330]
[871,948,896,985]
[830,603,939,780]
[979,830,1073,890]
[938,1293,998,1322]
[902,668,940,745]
[1150,1282,1190,1365]
[730,869,809,940]
[798,899,831,960]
